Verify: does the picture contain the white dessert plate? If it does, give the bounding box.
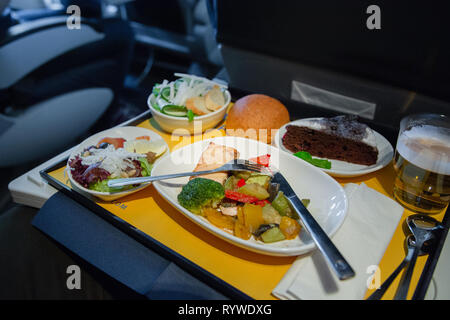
[274,118,394,178]
[152,136,348,257]
[67,126,169,201]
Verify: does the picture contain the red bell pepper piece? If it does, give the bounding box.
[225,190,259,203]
[97,137,126,149]
[249,154,271,167]
[254,199,270,207]
[237,178,246,188]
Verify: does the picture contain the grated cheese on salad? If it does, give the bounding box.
[80,145,145,178]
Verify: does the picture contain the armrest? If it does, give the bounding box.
[2,16,102,46]
[11,8,66,23]
[0,16,105,89]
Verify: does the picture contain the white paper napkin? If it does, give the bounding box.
[273,183,404,300]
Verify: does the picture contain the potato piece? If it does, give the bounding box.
[262,204,282,224]
[242,203,265,234]
[279,216,301,240]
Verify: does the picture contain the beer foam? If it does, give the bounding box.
[397,125,450,175]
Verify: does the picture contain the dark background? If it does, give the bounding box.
[216,1,450,104]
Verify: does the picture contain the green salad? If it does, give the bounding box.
[149,73,228,121]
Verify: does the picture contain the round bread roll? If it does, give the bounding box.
[226,94,290,144]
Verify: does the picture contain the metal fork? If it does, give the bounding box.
[107,159,267,188]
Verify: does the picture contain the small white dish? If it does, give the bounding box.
[147,90,231,134]
[274,118,394,178]
[67,126,169,201]
[152,136,348,257]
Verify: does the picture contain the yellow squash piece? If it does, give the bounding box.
[242,203,265,234]
[279,216,301,240]
[234,206,251,240]
[203,208,235,231]
[234,221,251,240]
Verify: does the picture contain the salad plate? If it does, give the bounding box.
[67,126,169,201]
[152,136,348,256]
[274,118,394,178]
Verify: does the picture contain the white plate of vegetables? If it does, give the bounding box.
[152,136,348,256]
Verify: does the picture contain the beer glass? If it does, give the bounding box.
[393,114,450,214]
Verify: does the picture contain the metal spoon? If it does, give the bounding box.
[394,214,443,300]
[367,234,428,300]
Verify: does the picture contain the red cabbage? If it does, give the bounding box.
[69,156,110,188]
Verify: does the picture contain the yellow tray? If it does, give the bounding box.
[44,115,447,300]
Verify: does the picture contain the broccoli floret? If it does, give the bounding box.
[177,178,225,214]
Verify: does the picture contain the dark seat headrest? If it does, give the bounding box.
[0,7,14,40]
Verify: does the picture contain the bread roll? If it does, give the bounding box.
[226,94,290,143]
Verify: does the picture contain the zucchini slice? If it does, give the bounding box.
[161,105,188,117]
[160,87,171,102]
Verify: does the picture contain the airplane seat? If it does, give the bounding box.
[9,7,65,23]
[192,0,222,67]
[0,7,14,39]
[9,0,102,23]
[0,1,134,167]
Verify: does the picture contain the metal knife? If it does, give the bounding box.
[271,171,355,280]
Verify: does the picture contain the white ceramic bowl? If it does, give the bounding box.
[152,136,348,256]
[147,90,231,134]
[67,126,169,202]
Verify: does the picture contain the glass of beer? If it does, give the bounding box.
[393,113,450,214]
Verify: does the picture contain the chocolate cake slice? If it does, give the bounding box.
[282,115,378,166]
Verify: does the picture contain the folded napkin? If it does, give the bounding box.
[273,183,404,300]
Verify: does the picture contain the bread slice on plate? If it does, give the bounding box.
[190,142,239,185]
[205,85,226,111]
[186,96,209,115]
